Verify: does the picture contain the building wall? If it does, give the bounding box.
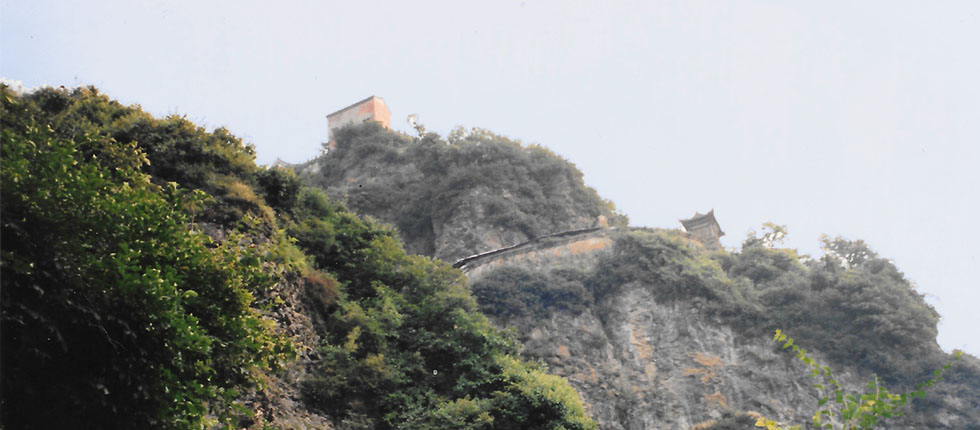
[365,97,391,129]
[327,96,391,148]
[687,224,722,250]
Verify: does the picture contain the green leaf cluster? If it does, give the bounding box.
[581,226,976,428]
[308,123,627,259]
[6,85,275,228]
[287,188,596,429]
[725,233,943,384]
[2,84,596,429]
[756,330,963,430]
[1,85,292,429]
[471,225,974,427]
[471,266,593,319]
[5,84,600,428]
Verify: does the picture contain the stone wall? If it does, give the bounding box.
[457,228,613,280]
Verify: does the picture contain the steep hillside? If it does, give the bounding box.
[9,86,974,429]
[299,124,626,261]
[302,124,979,429]
[1,85,596,430]
[465,228,979,429]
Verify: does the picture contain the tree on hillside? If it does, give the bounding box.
[1,86,291,429]
[742,222,788,249]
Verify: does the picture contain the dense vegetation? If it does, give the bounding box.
[305,123,626,259]
[716,230,944,384]
[469,229,738,321]
[310,123,962,392]
[1,85,595,429]
[281,187,594,429]
[1,86,291,429]
[471,266,593,319]
[5,84,975,429]
[306,120,977,427]
[758,330,964,430]
[469,228,979,426]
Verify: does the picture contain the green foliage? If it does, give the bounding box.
[756,330,963,430]
[1,86,292,429]
[712,228,945,384]
[309,123,626,258]
[485,355,596,430]
[309,122,966,424]
[374,355,595,430]
[311,120,971,426]
[590,230,747,308]
[1,84,596,430]
[256,166,302,214]
[5,85,270,228]
[819,236,881,272]
[210,174,277,226]
[14,82,969,429]
[726,245,805,287]
[471,266,593,319]
[572,224,961,419]
[288,187,595,429]
[742,222,788,249]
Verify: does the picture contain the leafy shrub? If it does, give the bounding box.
[8,85,269,228]
[726,246,805,286]
[2,84,597,430]
[287,186,595,429]
[1,87,291,429]
[750,242,940,383]
[308,123,626,259]
[471,266,593,319]
[756,330,963,430]
[589,230,739,305]
[579,225,952,392]
[209,174,276,227]
[256,165,302,214]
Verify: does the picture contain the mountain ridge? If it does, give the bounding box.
[3,85,977,429]
[301,122,980,429]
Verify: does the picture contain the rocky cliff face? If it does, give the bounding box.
[498,286,839,429]
[299,124,979,429]
[463,230,980,430]
[298,124,624,262]
[234,273,336,429]
[463,231,822,429]
[428,186,540,260]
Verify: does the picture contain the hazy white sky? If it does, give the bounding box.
[3,0,978,356]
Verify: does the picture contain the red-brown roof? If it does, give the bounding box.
[326,95,384,118]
